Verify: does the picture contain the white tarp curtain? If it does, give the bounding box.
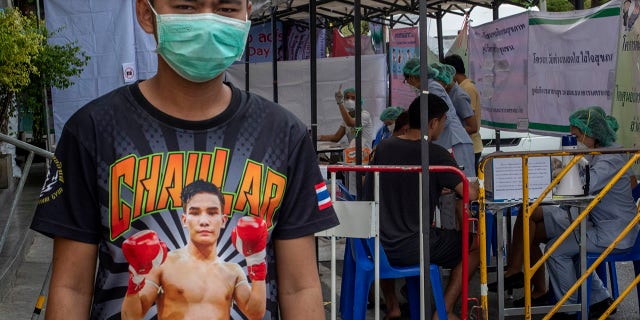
[44,0,158,139]
[226,54,388,139]
[468,0,620,135]
[45,1,385,142]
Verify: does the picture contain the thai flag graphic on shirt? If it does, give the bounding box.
[315,182,332,210]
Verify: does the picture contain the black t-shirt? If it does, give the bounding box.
[364,136,462,260]
[31,82,338,319]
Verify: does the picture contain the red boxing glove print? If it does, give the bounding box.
[122,230,168,294]
[231,216,268,281]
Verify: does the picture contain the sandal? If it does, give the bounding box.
[487,272,524,292]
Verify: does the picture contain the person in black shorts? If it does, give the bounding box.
[364,94,479,320]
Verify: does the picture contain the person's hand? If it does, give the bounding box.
[122,230,168,294]
[335,84,344,104]
[552,157,563,179]
[232,216,268,281]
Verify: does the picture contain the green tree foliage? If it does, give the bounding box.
[21,27,90,139]
[0,9,42,132]
[547,0,579,11]
[0,8,89,137]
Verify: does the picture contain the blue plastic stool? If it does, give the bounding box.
[584,234,640,319]
[582,185,640,319]
[339,238,448,320]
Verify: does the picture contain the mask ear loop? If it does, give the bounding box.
[146,0,159,16]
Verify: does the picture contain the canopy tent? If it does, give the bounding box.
[42,1,537,319]
[249,0,536,27]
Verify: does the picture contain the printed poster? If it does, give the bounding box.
[468,12,530,131]
[285,23,326,61]
[527,1,620,134]
[612,0,640,172]
[389,27,420,109]
[241,21,284,63]
[331,28,375,57]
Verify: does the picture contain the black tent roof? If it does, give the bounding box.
[249,0,536,27]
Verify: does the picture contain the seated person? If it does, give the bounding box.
[319,86,373,194]
[364,94,479,320]
[491,106,638,318]
[391,110,410,137]
[373,106,405,148]
[318,86,373,150]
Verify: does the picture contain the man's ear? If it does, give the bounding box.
[246,1,253,17]
[221,214,229,228]
[428,118,438,131]
[136,0,155,34]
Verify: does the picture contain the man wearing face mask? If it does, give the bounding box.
[29,1,339,319]
[319,86,373,150]
[319,86,373,193]
[489,107,637,318]
[402,59,476,178]
[372,106,404,148]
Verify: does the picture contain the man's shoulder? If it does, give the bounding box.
[376,137,419,153]
[459,79,479,94]
[64,84,134,130]
[241,89,303,124]
[429,142,453,157]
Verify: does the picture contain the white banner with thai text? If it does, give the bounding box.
[527,0,620,134]
[469,13,529,131]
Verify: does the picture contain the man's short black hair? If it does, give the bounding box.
[181,180,225,209]
[408,94,449,129]
[393,111,409,133]
[443,54,465,75]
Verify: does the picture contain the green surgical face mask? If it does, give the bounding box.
[148,2,251,83]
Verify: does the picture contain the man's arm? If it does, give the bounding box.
[275,235,325,319]
[233,265,266,320]
[318,126,346,142]
[232,216,268,320]
[121,267,163,320]
[454,178,479,201]
[120,230,168,320]
[337,102,356,127]
[463,115,478,135]
[45,237,98,319]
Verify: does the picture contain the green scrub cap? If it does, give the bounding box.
[379,106,404,121]
[403,58,421,76]
[568,106,618,147]
[402,58,441,81]
[342,87,364,105]
[430,62,454,85]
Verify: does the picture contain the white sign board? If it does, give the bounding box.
[490,156,552,202]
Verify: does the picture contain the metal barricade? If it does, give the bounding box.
[0,132,53,319]
[477,148,640,320]
[319,164,472,320]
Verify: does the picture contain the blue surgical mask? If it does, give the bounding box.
[148,2,251,82]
